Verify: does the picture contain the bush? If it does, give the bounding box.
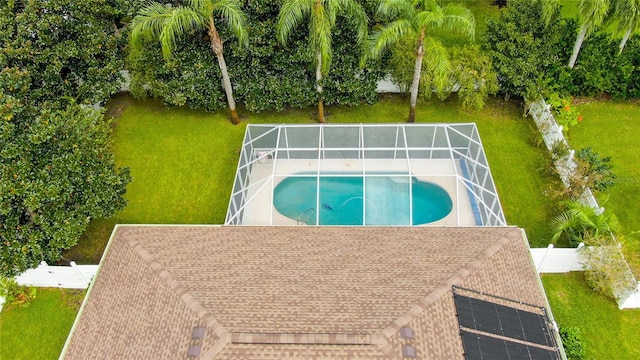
[559,326,585,360]
[580,234,637,302]
[557,34,640,100]
[547,94,582,129]
[483,0,570,99]
[575,147,616,193]
[0,278,37,308]
[551,147,616,200]
[129,0,383,113]
[551,201,620,247]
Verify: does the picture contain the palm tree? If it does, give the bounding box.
[568,0,612,68]
[130,0,248,125]
[363,0,474,123]
[276,0,368,123]
[612,0,640,53]
[551,201,620,246]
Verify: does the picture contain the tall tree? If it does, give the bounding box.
[130,0,248,124]
[276,0,368,123]
[568,0,612,68]
[0,0,132,276]
[0,73,131,276]
[612,0,640,52]
[363,0,474,123]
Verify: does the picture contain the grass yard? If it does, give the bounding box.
[568,100,640,274]
[47,95,639,360]
[63,93,557,264]
[542,272,640,359]
[0,288,85,360]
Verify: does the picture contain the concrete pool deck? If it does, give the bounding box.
[239,159,479,226]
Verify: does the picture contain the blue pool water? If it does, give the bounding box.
[273,174,453,225]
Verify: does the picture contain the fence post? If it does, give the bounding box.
[537,244,554,273]
[70,261,90,287]
[41,260,63,288]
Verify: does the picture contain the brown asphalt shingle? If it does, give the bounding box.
[62,225,549,359]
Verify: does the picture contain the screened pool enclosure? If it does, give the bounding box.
[225,124,506,226]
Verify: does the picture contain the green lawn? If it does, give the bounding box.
[0,288,85,360]
[64,93,556,263]
[568,100,640,274]
[38,94,640,360]
[542,272,640,359]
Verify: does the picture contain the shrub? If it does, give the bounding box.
[483,0,570,99]
[547,94,582,129]
[551,201,620,247]
[558,33,640,100]
[559,326,585,360]
[129,0,383,113]
[0,278,37,308]
[579,234,637,302]
[575,147,616,193]
[552,147,616,199]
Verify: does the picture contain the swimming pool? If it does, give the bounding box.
[273,174,453,225]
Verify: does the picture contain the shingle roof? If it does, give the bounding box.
[62,226,549,359]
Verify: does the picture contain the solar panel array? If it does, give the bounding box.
[453,292,560,360]
[460,331,559,360]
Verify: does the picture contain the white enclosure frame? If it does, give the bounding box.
[225,124,506,226]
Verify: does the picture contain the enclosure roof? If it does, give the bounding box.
[62,225,553,359]
[226,124,506,226]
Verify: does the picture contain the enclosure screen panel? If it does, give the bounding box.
[460,331,560,360]
[454,294,554,347]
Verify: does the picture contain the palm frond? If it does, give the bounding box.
[378,0,415,21]
[129,3,173,51]
[422,37,450,93]
[276,0,313,45]
[186,0,206,13]
[579,0,612,37]
[365,19,414,62]
[337,0,369,45]
[158,7,206,61]
[532,0,560,27]
[310,2,333,75]
[420,3,475,41]
[210,0,249,46]
[613,0,640,34]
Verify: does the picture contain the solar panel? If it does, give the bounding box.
[460,330,560,360]
[454,294,553,347]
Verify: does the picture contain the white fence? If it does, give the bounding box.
[1,262,97,312]
[15,261,98,289]
[527,99,640,309]
[531,244,585,273]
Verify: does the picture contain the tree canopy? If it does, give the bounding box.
[0,90,131,276]
[0,0,132,276]
[0,0,127,107]
[484,0,570,99]
[129,0,381,114]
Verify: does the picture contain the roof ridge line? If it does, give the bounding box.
[378,234,512,341]
[230,332,372,345]
[128,238,231,358]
